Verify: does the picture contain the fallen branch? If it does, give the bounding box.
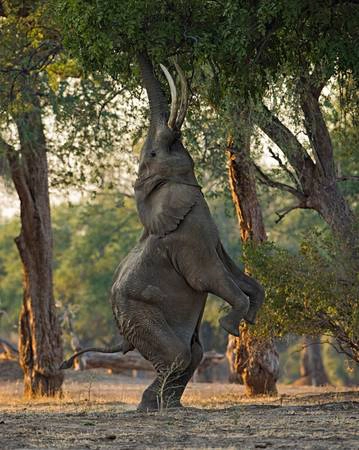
[336,175,359,182]
[77,351,153,372]
[0,338,19,361]
[73,350,225,375]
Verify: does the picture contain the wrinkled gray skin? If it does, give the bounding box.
[109,55,264,411]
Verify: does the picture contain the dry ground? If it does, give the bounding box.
[0,368,358,449]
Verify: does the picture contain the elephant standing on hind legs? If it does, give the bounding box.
[60,53,264,412]
[110,53,264,411]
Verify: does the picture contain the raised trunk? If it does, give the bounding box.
[137,53,169,131]
[6,92,63,397]
[226,126,279,396]
[296,336,329,386]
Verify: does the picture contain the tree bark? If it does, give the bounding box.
[296,336,329,386]
[226,118,279,396]
[256,96,358,268]
[3,90,63,397]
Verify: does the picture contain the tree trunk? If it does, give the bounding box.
[256,93,358,269]
[296,336,329,386]
[5,91,63,397]
[226,125,279,396]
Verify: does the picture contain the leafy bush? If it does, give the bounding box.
[245,230,359,363]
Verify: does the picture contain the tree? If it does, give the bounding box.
[198,0,359,375]
[55,0,359,245]
[201,0,359,265]
[0,1,134,396]
[0,1,65,396]
[226,110,279,395]
[296,336,329,386]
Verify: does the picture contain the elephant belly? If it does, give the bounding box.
[111,237,207,345]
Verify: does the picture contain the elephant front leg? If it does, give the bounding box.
[205,263,250,337]
[216,244,265,325]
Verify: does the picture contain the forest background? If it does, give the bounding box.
[0,0,359,392]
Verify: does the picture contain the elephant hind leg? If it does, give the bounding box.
[121,304,191,411]
[165,334,203,403]
[139,334,203,412]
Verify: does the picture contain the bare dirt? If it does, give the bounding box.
[0,370,358,449]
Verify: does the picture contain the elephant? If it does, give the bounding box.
[61,54,264,411]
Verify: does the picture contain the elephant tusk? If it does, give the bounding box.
[160,63,178,129]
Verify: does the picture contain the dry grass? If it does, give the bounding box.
[0,371,358,449]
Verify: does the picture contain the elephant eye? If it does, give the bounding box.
[150,151,156,157]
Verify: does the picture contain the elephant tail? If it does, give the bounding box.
[59,337,134,370]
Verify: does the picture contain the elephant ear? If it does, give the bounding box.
[135,176,200,236]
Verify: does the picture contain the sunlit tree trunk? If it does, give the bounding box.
[226,116,279,396]
[3,89,63,397]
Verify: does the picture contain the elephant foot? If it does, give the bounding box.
[219,309,246,336]
[137,399,183,412]
[244,309,256,325]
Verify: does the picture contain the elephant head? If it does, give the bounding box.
[135,54,200,237]
[135,54,264,328]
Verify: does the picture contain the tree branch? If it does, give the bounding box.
[275,203,306,223]
[97,87,126,124]
[299,74,336,179]
[0,135,34,216]
[255,103,315,184]
[0,338,19,360]
[268,147,302,191]
[336,175,359,182]
[253,162,305,200]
